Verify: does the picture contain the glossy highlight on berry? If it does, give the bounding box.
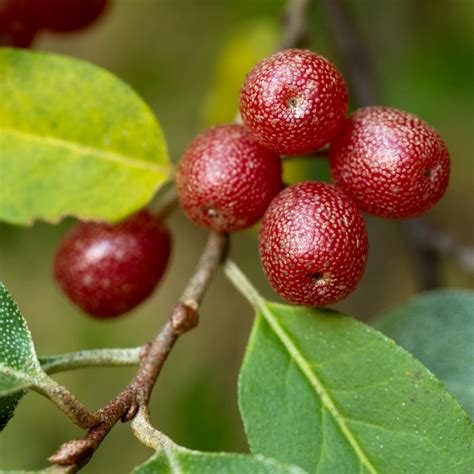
[329,106,451,219]
[259,181,368,306]
[240,49,348,155]
[54,210,171,318]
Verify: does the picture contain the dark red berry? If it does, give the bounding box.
[176,124,282,232]
[259,181,368,306]
[32,0,108,32]
[240,49,348,155]
[0,0,37,47]
[54,210,171,319]
[329,106,451,219]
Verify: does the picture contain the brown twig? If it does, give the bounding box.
[279,0,311,50]
[49,232,228,469]
[320,0,445,290]
[320,0,378,106]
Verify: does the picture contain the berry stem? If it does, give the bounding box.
[39,347,142,375]
[34,376,99,429]
[223,260,266,313]
[131,406,175,452]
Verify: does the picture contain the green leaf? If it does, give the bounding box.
[0,282,42,394]
[134,449,306,474]
[375,289,474,419]
[0,282,43,430]
[224,261,474,474]
[0,48,171,226]
[131,406,306,474]
[0,391,25,431]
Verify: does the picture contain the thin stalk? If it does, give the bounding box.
[223,260,265,312]
[40,347,142,375]
[34,376,99,429]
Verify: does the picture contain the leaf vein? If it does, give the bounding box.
[314,406,325,473]
[329,376,409,394]
[345,417,451,455]
[310,341,379,369]
[0,127,171,175]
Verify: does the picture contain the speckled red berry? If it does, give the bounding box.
[32,0,108,32]
[259,181,368,306]
[176,124,282,232]
[239,49,348,155]
[0,0,37,47]
[54,210,171,319]
[329,106,451,219]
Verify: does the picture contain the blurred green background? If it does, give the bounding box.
[0,0,473,472]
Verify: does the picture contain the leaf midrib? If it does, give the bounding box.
[165,447,184,474]
[258,304,377,474]
[0,126,171,175]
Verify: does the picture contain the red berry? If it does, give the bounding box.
[0,0,37,47]
[176,124,282,232]
[259,182,368,306]
[240,49,348,155]
[54,210,171,319]
[329,106,451,219]
[32,0,108,32]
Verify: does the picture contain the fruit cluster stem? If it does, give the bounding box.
[34,377,100,430]
[131,406,175,452]
[40,347,142,374]
[48,232,228,469]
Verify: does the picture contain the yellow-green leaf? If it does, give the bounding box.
[0,48,171,225]
[201,19,280,127]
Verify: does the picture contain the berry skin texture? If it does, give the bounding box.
[259,182,368,307]
[0,0,37,47]
[329,106,451,219]
[32,0,108,32]
[240,49,348,155]
[54,210,171,319]
[176,124,282,232]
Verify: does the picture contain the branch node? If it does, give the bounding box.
[172,302,199,335]
[121,402,139,422]
[140,342,151,362]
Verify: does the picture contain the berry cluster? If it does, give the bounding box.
[178,48,450,307]
[54,48,450,318]
[0,0,108,48]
